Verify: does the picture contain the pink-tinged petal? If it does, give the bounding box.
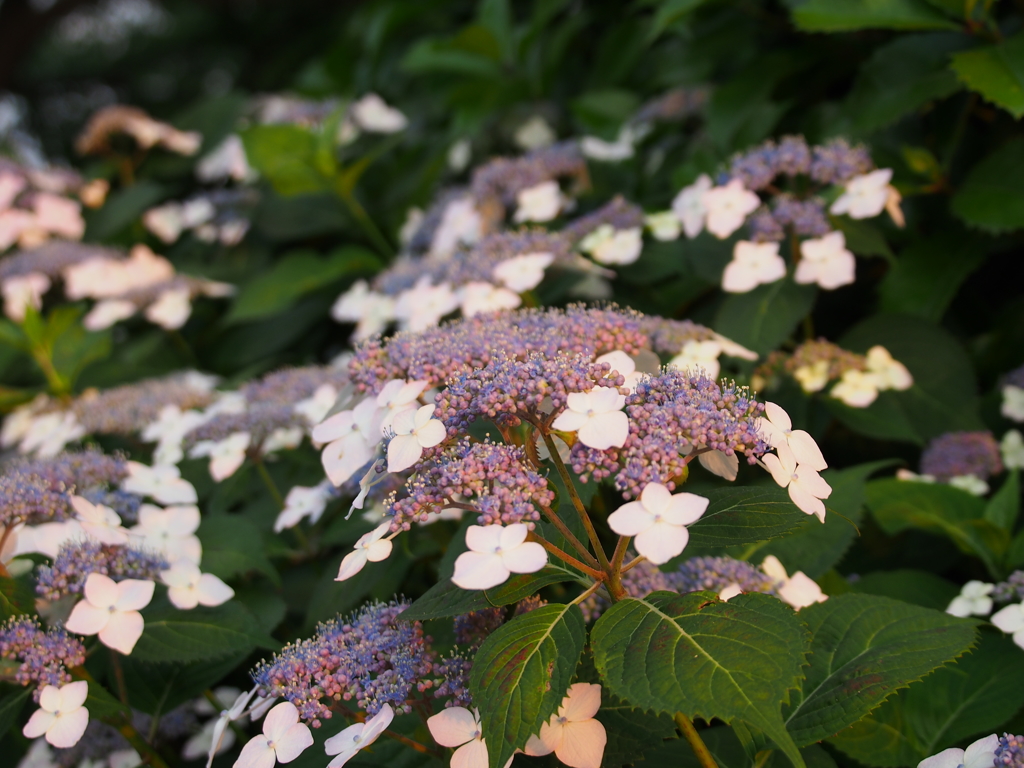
[551,409,589,433]
[788,484,826,522]
[322,435,374,486]
[360,704,395,743]
[524,724,559,756]
[561,683,602,721]
[83,572,120,609]
[503,541,547,574]
[263,702,300,741]
[336,550,369,581]
[274,722,314,763]
[992,604,1024,633]
[66,601,111,636]
[699,451,738,481]
[196,574,235,606]
[721,259,760,293]
[168,586,200,610]
[452,551,508,590]
[327,749,359,768]
[607,502,653,537]
[663,493,709,526]
[763,402,791,431]
[498,523,529,550]
[451,738,489,768]
[465,525,504,553]
[311,411,354,444]
[416,418,447,448]
[365,539,393,563]
[234,735,276,768]
[778,572,826,609]
[427,707,479,748]
[787,430,827,471]
[589,386,625,412]
[387,435,423,472]
[577,410,629,450]
[58,681,89,711]
[556,719,607,768]
[114,579,156,612]
[761,454,792,488]
[634,523,689,565]
[23,709,56,739]
[795,467,832,499]
[413,404,436,430]
[639,482,673,515]
[168,505,202,536]
[38,685,62,712]
[325,722,363,756]
[46,708,89,748]
[918,748,965,768]
[100,611,145,655]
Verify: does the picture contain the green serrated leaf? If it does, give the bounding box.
[713,279,816,357]
[687,486,814,550]
[879,231,987,321]
[845,33,967,131]
[792,0,959,32]
[226,246,380,324]
[592,591,809,768]
[951,138,1024,234]
[400,565,580,621]
[119,652,248,716]
[197,515,280,586]
[829,632,1024,766]
[133,601,279,663]
[950,33,1024,119]
[784,593,977,745]
[849,569,960,611]
[470,603,586,768]
[985,470,1020,531]
[597,693,679,767]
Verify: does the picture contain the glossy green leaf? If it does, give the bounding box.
[0,576,35,620]
[197,515,280,586]
[687,486,815,550]
[597,690,679,767]
[792,0,959,32]
[950,33,1024,119]
[133,601,280,663]
[470,603,586,768]
[829,632,1024,766]
[985,470,1020,531]
[713,279,816,357]
[879,231,987,321]
[783,594,977,745]
[951,138,1024,233]
[845,33,966,131]
[592,592,809,768]
[400,565,581,621]
[241,125,327,196]
[226,246,380,324]
[848,569,960,611]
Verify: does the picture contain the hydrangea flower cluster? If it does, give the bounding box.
[994,571,1024,604]
[0,157,90,264]
[35,540,169,601]
[251,600,436,725]
[753,339,912,408]
[996,733,1024,766]
[657,136,901,294]
[917,431,1004,495]
[0,617,86,693]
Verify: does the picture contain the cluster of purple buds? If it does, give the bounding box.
[470,141,588,217]
[387,437,554,530]
[996,734,1024,767]
[348,305,649,393]
[251,600,434,726]
[0,241,118,284]
[36,540,168,601]
[66,372,216,435]
[920,431,1004,482]
[0,616,86,694]
[994,571,1024,604]
[570,369,767,499]
[728,135,871,191]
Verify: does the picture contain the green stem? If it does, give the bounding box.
[541,431,612,573]
[30,345,68,397]
[753,750,774,768]
[118,722,172,768]
[538,503,602,570]
[339,191,393,258]
[675,713,718,768]
[254,457,285,509]
[109,649,129,706]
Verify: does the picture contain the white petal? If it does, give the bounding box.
[918,748,966,768]
[607,502,654,537]
[99,611,145,655]
[387,434,423,472]
[762,453,793,488]
[788,484,826,522]
[465,524,505,553]
[23,710,56,739]
[415,418,447,448]
[114,579,156,612]
[336,550,369,581]
[58,680,89,711]
[556,718,607,768]
[561,683,602,721]
[452,551,509,590]
[662,493,709,526]
[497,523,530,550]
[273,723,314,762]
[365,539,393,563]
[992,604,1024,633]
[452,738,489,768]
[639,482,673,514]
[427,707,479,748]
[45,708,90,748]
[196,574,235,606]
[634,523,688,565]
[66,601,111,636]
[502,541,547,574]
[577,410,629,450]
[698,450,738,481]
[234,736,276,768]
[778,572,826,609]
[787,430,827,471]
